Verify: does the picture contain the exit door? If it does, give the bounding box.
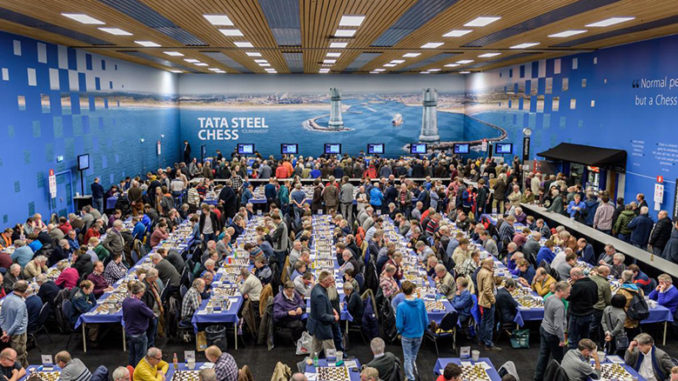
[52,171,74,217]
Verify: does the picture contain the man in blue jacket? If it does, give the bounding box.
[307,271,338,356]
[567,193,587,220]
[628,206,654,248]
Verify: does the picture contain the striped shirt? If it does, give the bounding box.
[58,359,91,381]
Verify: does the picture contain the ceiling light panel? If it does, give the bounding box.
[421,42,443,48]
[383,63,397,67]
[61,13,104,25]
[443,29,472,37]
[245,52,261,57]
[335,29,357,37]
[329,42,348,48]
[548,30,587,38]
[586,17,635,27]
[339,15,365,27]
[219,29,244,37]
[234,41,254,48]
[390,60,405,64]
[464,16,501,27]
[184,58,199,63]
[203,15,233,26]
[403,53,421,58]
[164,51,183,56]
[478,52,501,58]
[326,52,341,57]
[98,27,132,36]
[510,42,539,49]
[135,40,160,47]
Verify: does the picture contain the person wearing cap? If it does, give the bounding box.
[273,281,306,342]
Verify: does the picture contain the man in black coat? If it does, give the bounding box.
[496,279,519,326]
[218,180,237,221]
[307,271,338,355]
[649,210,672,255]
[183,140,191,163]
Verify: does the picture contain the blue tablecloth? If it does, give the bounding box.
[426,299,457,324]
[587,357,646,381]
[191,296,244,333]
[434,358,501,381]
[106,196,118,210]
[305,358,361,381]
[20,365,61,381]
[514,303,674,327]
[165,362,214,379]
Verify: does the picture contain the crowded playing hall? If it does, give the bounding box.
[1,1,678,380]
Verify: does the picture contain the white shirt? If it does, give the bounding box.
[639,351,657,381]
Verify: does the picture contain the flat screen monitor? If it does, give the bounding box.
[410,143,427,155]
[453,143,470,154]
[495,143,513,154]
[367,144,384,155]
[77,154,90,170]
[281,144,298,155]
[324,143,341,154]
[237,143,254,155]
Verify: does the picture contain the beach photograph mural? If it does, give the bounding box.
[177,74,507,157]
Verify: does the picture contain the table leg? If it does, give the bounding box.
[82,323,87,353]
[123,329,127,352]
[235,322,238,350]
[663,321,667,346]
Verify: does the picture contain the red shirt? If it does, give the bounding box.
[56,267,79,289]
[58,222,72,235]
[83,227,101,245]
[0,253,11,270]
[275,166,288,179]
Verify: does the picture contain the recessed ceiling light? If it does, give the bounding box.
[214,71,226,74]
[168,70,182,73]
[586,17,635,27]
[374,68,386,72]
[245,52,261,57]
[164,51,184,56]
[421,42,443,49]
[456,59,474,64]
[219,29,244,37]
[510,42,539,49]
[403,53,421,58]
[254,59,268,63]
[265,68,276,72]
[329,42,348,48]
[135,41,160,47]
[464,16,501,27]
[390,60,405,64]
[195,63,208,66]
[383,63,397,67]
[549,30,587,38]
[98,27,132,36]
[61,13,104,25]
[234,41,253,48]
[319,68,330,73]
[326,52,341,57]
[334,29,356,37]
[443,29,472,37]
[428,68,441,72]
[265,70,277,74]
[444,63,460,67]
[184,58,199,63]
[323,59,336,64]
[208,68,221,72]
[478,52,501,58]
[339,15,365,27]
[420,71,430,74]
[369,71,381,74]
[459,71,471,74]
[259,63,271,67]
[203,14,233,26]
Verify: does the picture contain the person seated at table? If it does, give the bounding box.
[531,267,556,297]
[561,338,601,380]
[512,228,530,249]
[133,347,169,381]
[181,279,204,325]
[343,269,359,295]
[515,259,536,286]
[72,247,94,278]
[434,264,455,300]
[55,351,91,381]
[23,255,48,279]
[83,220,102,245]
[505,250,523,274]
[624,333,674,381]
[291,261,307,282]
[199,272,214,299]
[610,253,626,279]
[344,282,363,326]
[554,252,577,282]
[496,278,519,328]
[289,374,307,381]
[273,281,306,342]
[627,264,653,295]
[238,268,262,307]
[649,273,678,315]
[425,255,439,278]
[576,238,596,267]
[536,239,556,265]
[414,241,434,263]
[597,244,616,266]
[385,252,403,281]
[366,337,400,381]
[379,264,400,298]
[87,261,114,298]
[435,363,462,381]
[54,262,78,290]
[451,239,472,272]
[360,367,379,381]
[338,249,358,278]
[458,250,480,278]
[104,252,128,285]
[451,277,473,329]
[294,272,314,298]
[0,348,25,381]
[198,368,216,381]
[253,256,272,286]
[70,280,96,326]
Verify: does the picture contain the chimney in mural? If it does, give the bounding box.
[328,88,344,129]
[419,88,440,142]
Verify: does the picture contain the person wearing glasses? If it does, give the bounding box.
[133,347,168,381]
[0,348,25,381]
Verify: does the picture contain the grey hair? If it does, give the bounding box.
[621,270,634,283]
[634,332,654,346]
[146,347,161,359]
[198,369,216,381]
[111,367,129,381]
[370,337,385,355]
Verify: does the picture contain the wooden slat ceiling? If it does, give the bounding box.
[0,0,676,74]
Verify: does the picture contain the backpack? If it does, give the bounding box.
[379,300,398,343]
[627,291,650,321]
[361,296,379,340]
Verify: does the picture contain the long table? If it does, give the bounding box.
[434,358,501,381]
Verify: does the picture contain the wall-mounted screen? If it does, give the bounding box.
[495,143,513,154]
[367,144,384,154]
[410,143,427,154]
[324,143,341,154]
[281,144,298,154]
[453,143,470,154]
[77,154,90,170]
[238,143,254,155]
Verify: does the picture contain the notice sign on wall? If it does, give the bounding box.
[48,169,56,199]
[197,116,269,141]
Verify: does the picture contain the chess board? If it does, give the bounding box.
[459,364,491,381]
[600,363,632,380]
[516,296,544,308]
[425,300,445,312]
[317,366,350,381]
[34,371,61,381]
[213,287,240,297]
[171,370,200,381]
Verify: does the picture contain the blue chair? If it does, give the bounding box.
[425,311,459,356]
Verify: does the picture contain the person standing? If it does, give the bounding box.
[183,140,191,163]
[0,281,28,367]
[477,258,500,351]
[589,265,612,345]
[567,268,598,349]
[339,176,354,225]
[122,281,156,367]
[649,211,672,255]
[396,281,429,381]
[534,281,570,381]
[307,270,338,356]
[91,177,105,214]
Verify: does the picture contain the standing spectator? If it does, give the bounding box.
[534,281,571,381]
[613,204,635,242]
[663,220,678,263]
[122,281,155,367]
[567,268,598,349]
[589,265,612,345]
[593,195,615,234]
[91,177,105,214]
[560,339,601,380]
[198,204,221,243]
[133,347,168,381]
[477,258,499,351]
[339,177,354,224]
[396,281,429,381]
[55,351,91,381]
[616,270,644,339]
[649,210,673,255]
[649,273,678,314]
[628,206,654,248]
[322,177,339,214]
[204,345,238,381]
[307,270,338,355]
[601,294,628,356]
[0,281,28,367]
[102,220,125,259]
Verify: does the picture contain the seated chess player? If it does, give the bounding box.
[366,338,400,381]
[272,281,306,342]
[133,347,168,381]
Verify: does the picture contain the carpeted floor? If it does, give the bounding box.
[27,320,676,381]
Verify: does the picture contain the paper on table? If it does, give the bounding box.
[607,355,624,364]
[344,360,358,368]
[461,361,472,367]
[479,362,491,370]
[305,373,317,381]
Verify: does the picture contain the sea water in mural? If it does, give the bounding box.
[179,85,506,157]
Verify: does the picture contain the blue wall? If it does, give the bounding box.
[466,35,678,219]
[0,31,180,224]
